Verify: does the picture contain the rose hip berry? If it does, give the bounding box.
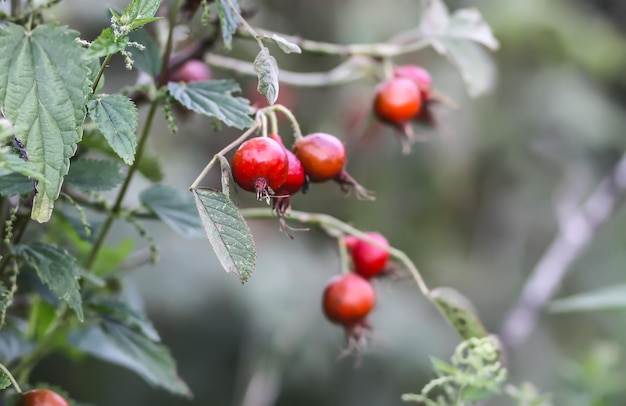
[351,232,390,279]
[269,134,305,195]
[393,65,432,101]
[232,137,288,200]
[18,389,70,406]
[168,60,211,83]
[322,273,376,326]
[373,77,422,125]
[293,133,346,183]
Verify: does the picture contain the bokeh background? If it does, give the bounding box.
[28,0,626,404]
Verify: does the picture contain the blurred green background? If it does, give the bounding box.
[30,0,626,404]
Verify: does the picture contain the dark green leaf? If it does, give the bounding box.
[254,47,279,105]
[215,0,241,49]
[268,34,302,54]
[66,159,124,192]
[128,28,161,76]
[120,0,161,31]
[549,284,626,313]
[0,318,35,363]
[0,172,34,196]
[87,94,138,165]
[87,297,159,341]
[0,24,91,222]
[193,188,256,283]
[429,287,487,339]
[167,80,254,129]
[140,184,205,239]
[15,243,83,321]
[86,28,128,59]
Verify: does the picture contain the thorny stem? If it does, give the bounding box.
[189,122,261,190]
[240,208,430,296]
[0,362,21,393]
[225,0,264,49]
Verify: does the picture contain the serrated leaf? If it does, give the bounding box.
[548,284,626,313]
[120,0,161,30]
[254,47,279,105]
[218,155,237,204]
[215,0,241,49]
[65,159,124,192]
[86,28,128,59]
[193,188,256,283]
[0,24,91,222]
[268,34,302,54]
[15,243,83,321]
[419,0,499,97]
[87,94,138,165]
[167,80,254,129]
[0,172,34,196]
[87,297,159,341]
[139,184,205,239]
[128,28,161,76]
[429,287,487,340]
[70,315,191,397]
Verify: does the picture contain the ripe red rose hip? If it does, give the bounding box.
[322,273,376,326]
[269,134,305,195]
[232,137,288,200]
[293,133,346,182]
[168,60,211,83]
[393,65,432,101]
[18,389,70,406]
[351,232,390,279]
[374,77,422,124]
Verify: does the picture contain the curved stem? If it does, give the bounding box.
[189,122,260,190]
[337,236,351,274]
[225,0,264,49]
[241,208,430,296]
[158,0,181,86]
[268,105,303,140]
[0,362,22,393]
[267,110,279,136]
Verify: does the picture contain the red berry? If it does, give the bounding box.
[168,60,211,83]
[18,389,70,406]
[393,65,432,101]
[351,232,390,279]
[269,134,305,195]
[322,273,376,326]
[232,137,288,200]
[344,235,359,251]
[293,133,346,183]
[373,77,422,124]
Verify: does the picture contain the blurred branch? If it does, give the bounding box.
[499,152,626,348]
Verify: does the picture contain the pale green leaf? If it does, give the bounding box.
[549,284,626,313]
[140,184,205,239]
[218,155,238,204]
[0,149,47,182]
[15,243,83,321]
[193,188,256,283]
[87,94,138,165]
[128,28,161,76]
[0,173,33,196]
[167,80,254,129]
[254,47,279,105]
[65,159,124,192]
[0,23,91,222]
[0,369,9,391]
[268,34,302,54]
[86,28,128,59]
[215,0,241,49]
[429,287,487,339]
[121,0,161,30]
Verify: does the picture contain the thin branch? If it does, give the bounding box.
[499,152,626,347]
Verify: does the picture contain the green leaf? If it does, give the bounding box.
[86,28,129,59]
[65,159,124,192]
[0,173,34,196]
[418,0,499,97]
[215,0,241,49]
[0,369,10,391]
[87,94,138,165]
[15,243,84,322]
[429,287,487,340]
[0,318,35,364]
[430,356,456,375]
[267,34,302,54]
[128,28,161,76]
[218,155,238,204]
[120,0,161,31]
[254,47,279,105]
[167,80,254,129]
[70,298,191,397]
[0,24,91,222]
[139,184,205,239]
[549,284,626,313]
[0,149,47,183]
[192,188,256,283]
